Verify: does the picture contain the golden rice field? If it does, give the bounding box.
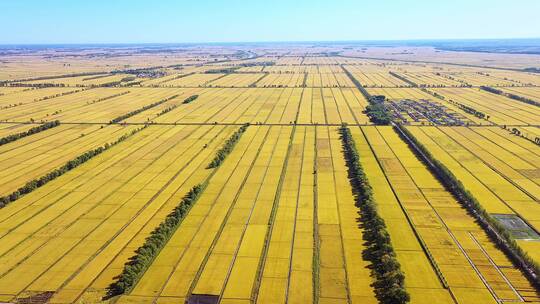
[0,45,539,304]
[355,126,540,304]
[430,88,540,125]
[116,126,377,304]
[406,126,540,262]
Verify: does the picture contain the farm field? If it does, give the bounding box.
[256,73,305,87]
[355,126,540,304]
[344,65,411,87]
[0,43,539,304]
[150,87,370,125]
[0,123,139,196]
[405,126,540,262]
[0,124,237,303]
[0,87,193,123]
[430,88,540,125]
[117,125,377,304]
[207,73,266,87]
[500,86,540,101]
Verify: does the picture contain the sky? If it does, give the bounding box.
[1,0,539,44]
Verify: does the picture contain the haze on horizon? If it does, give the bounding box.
[1,0,539,44]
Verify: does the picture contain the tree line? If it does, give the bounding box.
[394,124,540,287]
[480,86,540,107]
[183,95,199,104]
[0,120,60,147]
[109,95,179,124]
[106,124,250,298]
[0,126,146,208]
[339,125,410,304]
[342,67,392,125]
[207,124,249,168]
[106,184,205,298]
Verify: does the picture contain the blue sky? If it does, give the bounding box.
[1,0,539,44]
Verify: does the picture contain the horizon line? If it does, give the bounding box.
[1,37,540,47]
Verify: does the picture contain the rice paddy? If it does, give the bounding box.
[0,44,539,304]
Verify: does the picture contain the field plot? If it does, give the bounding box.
[153,88,369,125]
[301,57,342,65]
[0,87,192,124]
[442,72,519,87]
[0,87,79,109]
[263,66,309,73]
[161,73,225,87]
[431,88,540,125]
[256,73,305,87]
[207,73,266,87]
[517,126,540,142]
[488,71,540,86]
[499,86,540,102]
[390,71,464,87]
[0,123,138,197]
[406,126,540,263]
[236,66,265,73]
[344,65,411,87]
[274,57,303,65]
[0,87,36,96]
[0,123,41,138]
[20,74,137,87]
[118,125,377,304]
[0,124,237,303]
[305,73,353,87]
[359,126,540,304]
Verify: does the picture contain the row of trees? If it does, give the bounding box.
[106,184,205,298]
[0,126,146,208]
[420,87,488,120]
[34,88,84,102]
[207,124,249,168]
[87,91,131,105]
[339,125,409,304]
[342,67,392,125]
[106,124,251,298]
[3,71,102,85]
[109,95,179,123]
[183,95,199,104]
[480,86,540,107]
[388,71,417,87]
[0,120,60,147]
[204,67,240,74]
[394,124,540,287]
